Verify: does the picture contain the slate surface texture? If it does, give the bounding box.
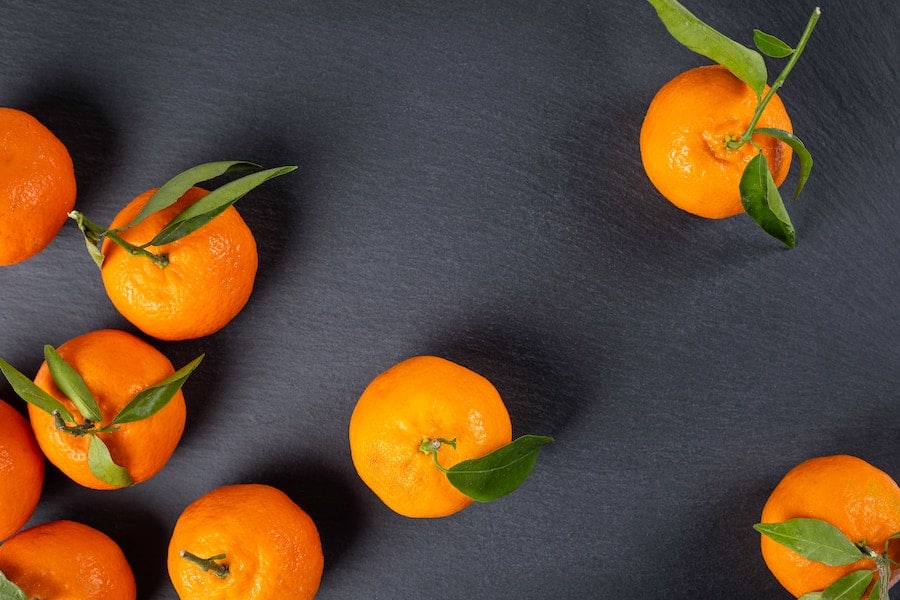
[1,0,899,598]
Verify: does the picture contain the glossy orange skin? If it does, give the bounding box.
[349,355,513,518]
[0,520,136,599]
[0,107,76,265]
[100,186,258,341]
[760,455,900,598]
[28,328,186,490]
[167,483,324,600]
[0,399,44,542]
[640,65,793,219]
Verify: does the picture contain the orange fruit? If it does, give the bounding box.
[28,328,187,489]
[0,519,136,599]
[100,185,258,341]
[759,454,900,598]
[639,64,793,219]
[167,483,324,600]
[0,399,44,542]
[0,107,76,265]
[349,355,513,518]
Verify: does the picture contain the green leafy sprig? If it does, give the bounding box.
[754,517,900,600]
[647,0,821,248]
[419,434,553,502]
[0,348,203,488]
[69,161,297,269]
[0,569,27,600]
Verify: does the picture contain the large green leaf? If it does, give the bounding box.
[124,161,261,229]
[754,518,864,566]
[0,357,75,422]
[87,435,133,488]
[821,569,872,600]
[111,354,203,425]
[147,166,297,247]
[445,435,553,502]
[646,0,767,94]
[739,152,796,248]
[43,344,103,423]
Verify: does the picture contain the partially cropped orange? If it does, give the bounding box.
[0,398,44,542]
[168,483,324,600]
[29,328,187,489]
[640,64,793,219]
[100,186,258,341]
[0,107,76,265]
[349,355,513,518]
[0,520,136,599]
[759,455,900,598]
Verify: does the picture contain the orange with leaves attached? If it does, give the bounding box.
[759,455,900,598]
[0,399,44,542]
[167,483,324,600]
[26,328,189,490]
[349,355,513,518]
[640,64,793,219]
[0,519,136,599]
[99,186,258,341]
[0,107,76,265]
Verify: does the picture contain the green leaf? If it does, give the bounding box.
[739,152,796,248]
[798,594,824,600]
[868,577,882,600]
[111,354,203,425]
[754,29,795,58]
[124,161,261,229]
[754,127,814,199]
[0,357,75,422]
[147,165,297,247]
[646,0,767,95]
[445,435,553,502]
[754,518,865,566]
[0,570,28,600]
[43,345,103,423]
[87,434,133,487]
[68,210,106,268]
[821,569,872,600]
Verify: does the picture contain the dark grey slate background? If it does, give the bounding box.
[1,1,899,598]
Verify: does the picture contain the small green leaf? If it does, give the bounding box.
[646,0,767,95]
[68,210,106,268]
[147,166,297,246]
[43,345,103,423]
[739,152,796,248]
[754,29,795,58]
[445,435,553,502]
[124,161,261,229]
[798,593,824,600]
[754,127,814,199]
[0,570,28,600]
[111,354,203,425]
[87,435,133,487]
[0,357,75,422]
[821,569,872,600]
[754,518,865,566]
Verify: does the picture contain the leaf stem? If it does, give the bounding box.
[180,551,230,579]
[418,437,457,473]
[727,7,821,149]
[105,230,169,268]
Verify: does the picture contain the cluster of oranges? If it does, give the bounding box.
[0,108,538,597]
[1,4,898,598]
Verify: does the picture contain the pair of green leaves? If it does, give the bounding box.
[647,0,821,248]
[70,161,297,268]
[421,434,553,503]
[755,518,900,600]
[0,347,202,487]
